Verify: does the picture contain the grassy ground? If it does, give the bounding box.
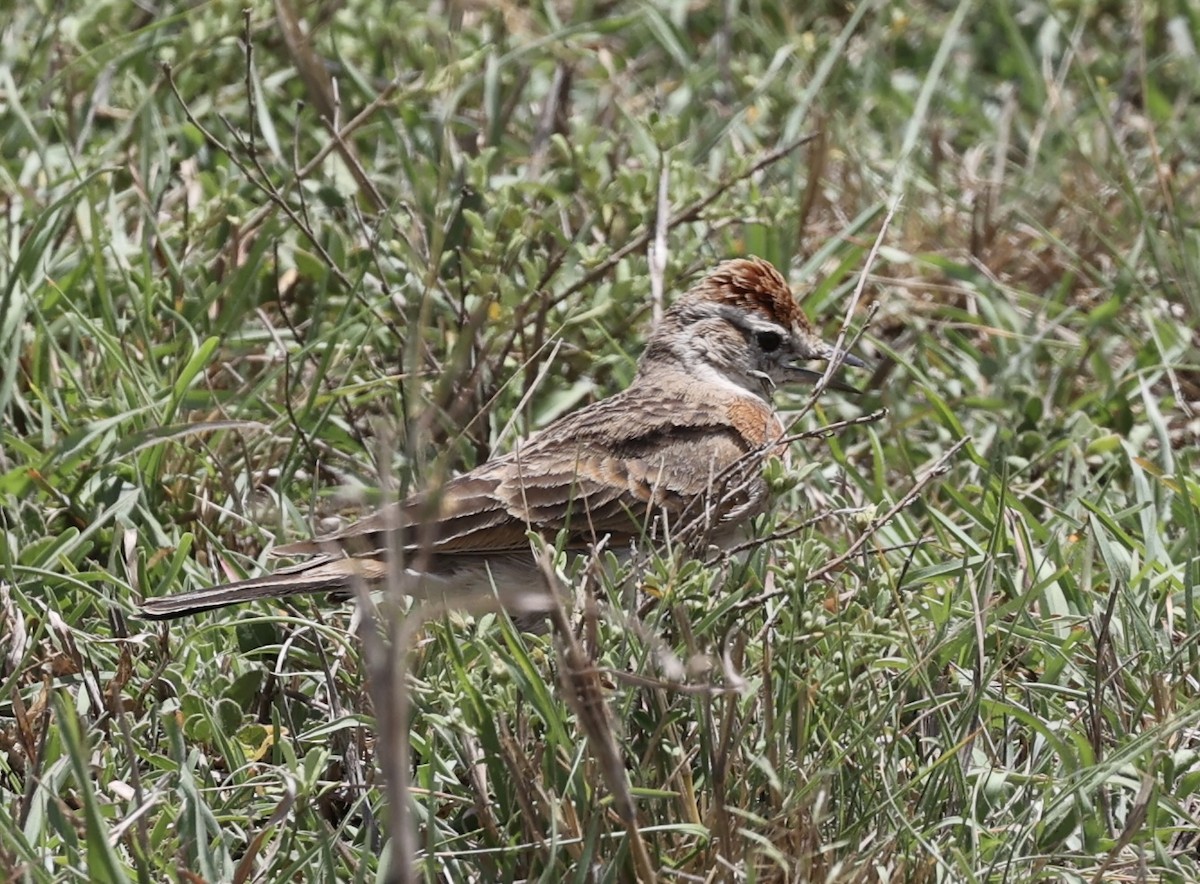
[3,0,1199,881]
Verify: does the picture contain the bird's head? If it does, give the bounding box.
[640,257,866,397]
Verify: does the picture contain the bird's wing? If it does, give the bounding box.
[140,388,780,620]
[274,386,777,559]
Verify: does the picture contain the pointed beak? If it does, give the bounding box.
[786,337,868,392]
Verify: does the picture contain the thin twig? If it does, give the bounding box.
[163,63,401,344]
[709,506,862,565]
[240,77,403,237]
[274,0,385,210]
[775,408,889,447]
[734,436,971,615]
[783,195,897,434]
[816,436,969,588]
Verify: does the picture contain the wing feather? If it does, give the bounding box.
[273,386,770,560]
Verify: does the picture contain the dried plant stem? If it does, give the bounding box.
[541,551,658,883]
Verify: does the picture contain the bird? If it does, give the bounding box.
[139,256,865,622]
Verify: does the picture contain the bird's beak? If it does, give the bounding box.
[786,337,868,393]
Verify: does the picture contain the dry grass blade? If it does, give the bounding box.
[541,550,657,883]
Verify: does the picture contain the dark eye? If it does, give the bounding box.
[755,330,783,353]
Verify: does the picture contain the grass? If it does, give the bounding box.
[2,0,1199,881]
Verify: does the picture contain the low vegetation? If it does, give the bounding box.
[2,1,1198,880]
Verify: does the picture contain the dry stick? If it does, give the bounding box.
[538,550,658,884]
[774,407,890,449]
[356,572,418,884]
[495,338,564,449]
[525,60,571,180]
[318,113,387,212]
[1090,772,1155,884]
[354,540,609,881]
[713,630,747,865]
[712,508,859,566]
[309,625,374,856]
[257,304,326,475]
[215,104,361,295]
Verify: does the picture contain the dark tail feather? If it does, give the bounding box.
[138,557,386,620]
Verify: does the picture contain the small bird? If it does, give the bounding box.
[139,257,864,621]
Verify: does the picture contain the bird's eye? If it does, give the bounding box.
[755,330,784,352]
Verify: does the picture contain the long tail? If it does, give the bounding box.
[138,557,387,620]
